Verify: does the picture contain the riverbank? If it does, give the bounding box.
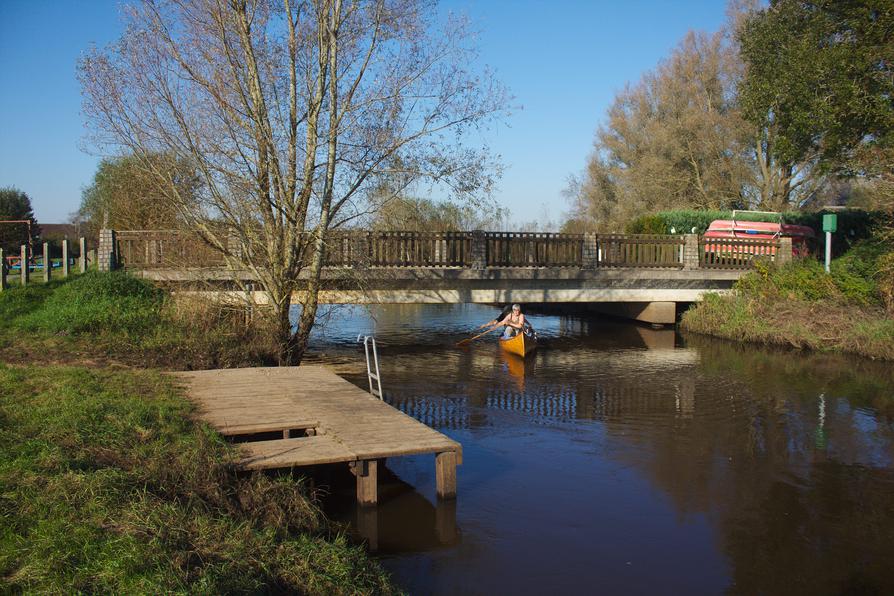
[0,271,278,369]
[681,247,894,360]
[0,275,395,593]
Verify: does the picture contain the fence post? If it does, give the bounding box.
[43,242,51,282]
[0,248,6,291]
[62,239,69,277]
[79,237,87,273]
[777,237,792,265]
[470,230,486,269]
[98,229,117,272]
[583,232,599,268]
[20,244,29,285]
[683,234,700,270]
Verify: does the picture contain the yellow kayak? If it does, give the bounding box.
[499,332,537,357]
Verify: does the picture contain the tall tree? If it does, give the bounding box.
[79,153,198,237]
[570,31,752,230]
[0,187,40,253]
[738,0,894,207]
[80,0,506,364]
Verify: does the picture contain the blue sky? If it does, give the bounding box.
[0,0,728,224]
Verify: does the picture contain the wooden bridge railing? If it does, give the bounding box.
[700,238,779,269]
[112,229,783,271]
[597,234,685,268]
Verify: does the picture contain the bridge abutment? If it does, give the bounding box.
[587,301,677,325]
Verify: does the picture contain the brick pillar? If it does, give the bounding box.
[777,237,792,265]
[21,244,29,285]
[0,248,6,291]
[98,229,117,271]
[226,233,243,260]
[683,234,700,270]
[43,242,51,282]
[470,230,486,269]
[583,232,599,268]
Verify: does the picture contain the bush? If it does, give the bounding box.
[625,209,885,254]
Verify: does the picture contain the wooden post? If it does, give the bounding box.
[352,459,378,507]
[79,238,87,273]
[356,506,378,551]
[43,242,51,282]
[62,239,69,277]
[435,499,458,545]
[20,244,29,286]
[0,248,6,291]
[436,451,457,500]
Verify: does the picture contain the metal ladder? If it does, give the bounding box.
[357,334,383,400]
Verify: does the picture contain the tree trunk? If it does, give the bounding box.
[272,289,298,366]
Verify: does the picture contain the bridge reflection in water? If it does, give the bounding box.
[383,326,698,429]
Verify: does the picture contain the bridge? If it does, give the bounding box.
[102,229,788,324]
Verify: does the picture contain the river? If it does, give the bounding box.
[301,304,894,594]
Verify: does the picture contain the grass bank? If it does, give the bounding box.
[681,243,894,360]
[0,275,396,593]
[0,271,278,369]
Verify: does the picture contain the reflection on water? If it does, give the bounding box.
[305,304,894,594]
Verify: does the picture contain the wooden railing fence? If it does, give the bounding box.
[113,229,785,271]
[597,234,684,269]
[700,238,779,269]
[485,232,582,267]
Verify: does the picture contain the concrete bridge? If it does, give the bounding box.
[103,229,788,324]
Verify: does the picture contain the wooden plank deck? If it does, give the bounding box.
[170,366,461,504]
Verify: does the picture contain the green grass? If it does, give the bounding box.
[0,365,394,593]
[0,272,394,593]
[0,271,278,368]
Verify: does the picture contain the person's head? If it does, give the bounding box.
[512,303,521,313]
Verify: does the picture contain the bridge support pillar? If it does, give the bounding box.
[98,229,117,272]
[590,301,677,325]
[470,230,486,269]
[583,232,599,268]
[683,233,700,269]
[778,237,792,265]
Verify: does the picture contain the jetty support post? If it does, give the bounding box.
[436,451,457,500]
[351,459,378,507]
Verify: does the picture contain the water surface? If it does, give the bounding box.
[303,304,894,594]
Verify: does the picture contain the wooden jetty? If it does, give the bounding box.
[171,366,461,506]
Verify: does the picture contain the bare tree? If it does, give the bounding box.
[80,0,507,364]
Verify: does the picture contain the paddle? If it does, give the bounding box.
[456,325,501,347]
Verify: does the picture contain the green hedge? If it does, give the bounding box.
[625,209,883,257]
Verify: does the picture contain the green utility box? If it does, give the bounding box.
[822,213,837,233]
